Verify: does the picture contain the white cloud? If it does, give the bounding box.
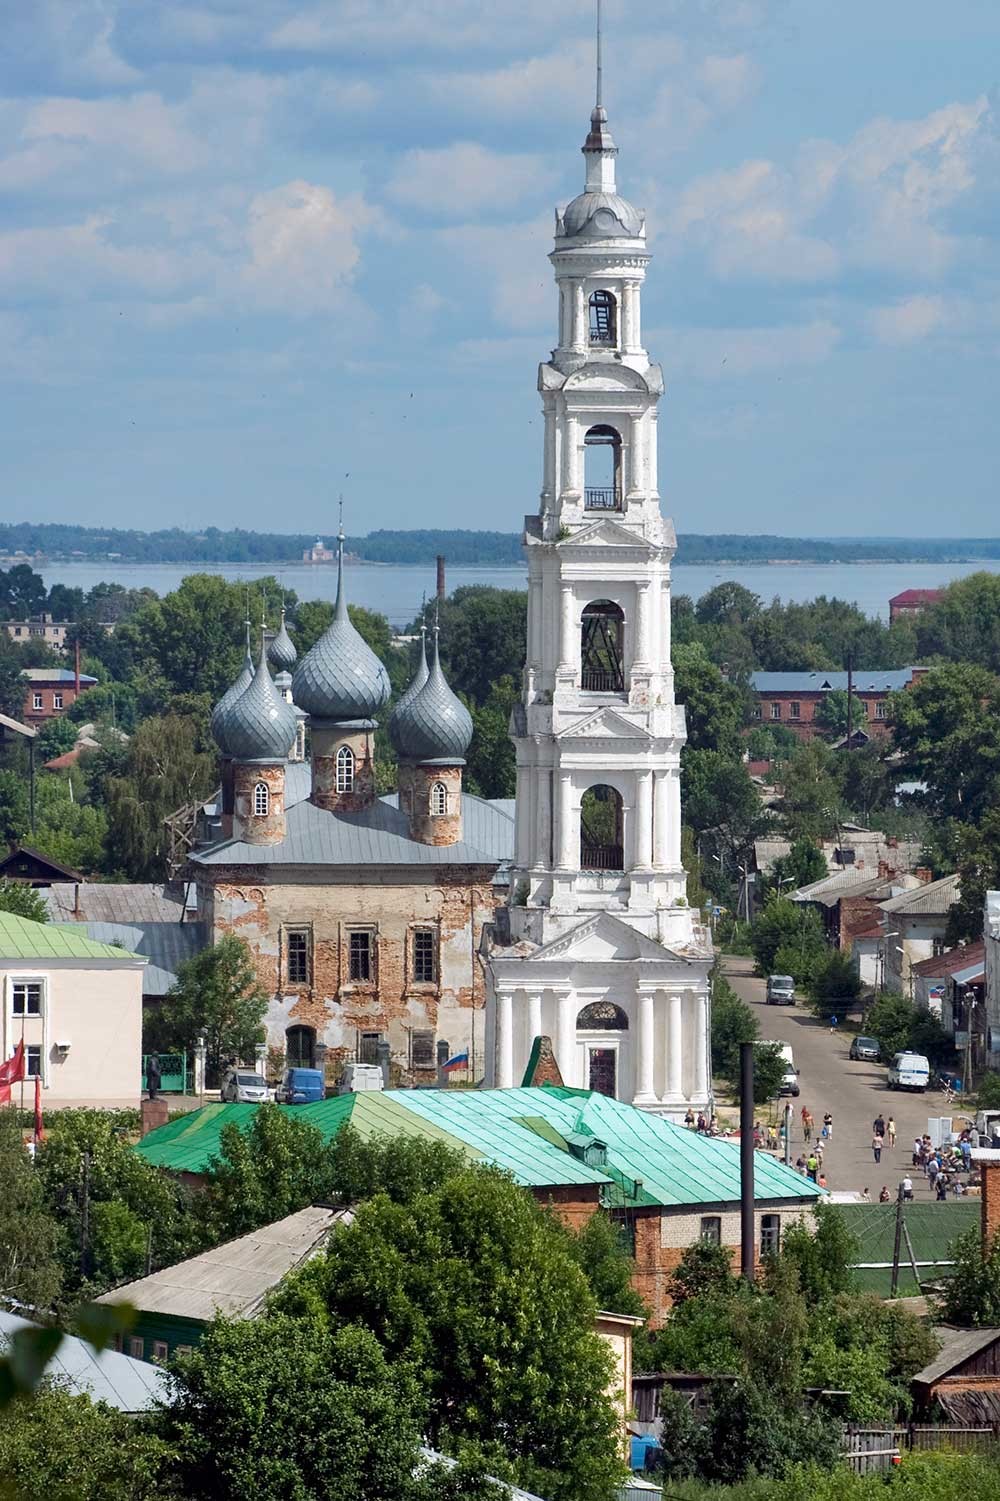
[386,143,554,218]
[23,92,209,174]
[242,180,379,313]
[870,294,951,345]
[445,215,552,332]
[658,319,841,378]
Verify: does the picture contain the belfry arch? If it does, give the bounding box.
[583,424,622,510]
[579,784,624,871]
[581,599,624,693]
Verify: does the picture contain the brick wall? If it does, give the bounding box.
[532,1184,603,1232]
[310,724,377,812]
[982,1160,1000,1244]
[407,764,463,846]
[232,762,285,845]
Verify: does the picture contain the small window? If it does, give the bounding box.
[359,1030,381,1065]
[700,1216,722,1245]
[750,704,762,720]
[412,928,436,984]
[253,781,270,816]
[760,1213,781,1256]
[32,693,43,710]
[286,929,310,985]
[411,1030,435,1068]
[12,982,42,1016]
[25,1045,42,1079]
[875,701,888,720]
[430,781,447,816]
[152,1340,169,1364]
[336,745,355,793]
[349,930,373,982]
[53,692,63,710]
[769,702,782,720]
[789,701,800,720]
[129,1337,145,1360]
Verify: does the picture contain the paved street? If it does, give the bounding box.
[721,957,965,1197]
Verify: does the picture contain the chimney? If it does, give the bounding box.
[72,881,82,919]
[436,555,446,600]
[976,1152,1000,1248]
[878,859,890,881]
[914,867,933,885]
[74,638,81,695]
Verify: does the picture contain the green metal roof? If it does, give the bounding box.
[840,1199,979,1296]
[0,911,142,963]
[136,1085,819,1211]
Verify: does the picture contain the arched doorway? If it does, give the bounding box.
[577,1001,628,1096]
[286,1024,315,1069]
[584,424,622,510]
[581,600,625,692]
[580,784,624,871]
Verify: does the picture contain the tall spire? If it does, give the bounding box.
[334,499,347,623]
[582,0,617,194]
[596,0,602,110]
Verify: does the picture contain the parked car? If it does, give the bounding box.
[766,974,796,1005]
[849,1035,881,1062]
[219,1069,271,1103]
[757,1040,800,1097]
[336,1062,384,1095]
[275,1067,325,1104]
[887,1051,930,1092]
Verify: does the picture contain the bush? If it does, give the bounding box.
[976,1072,1000,1110]
[808,950,862,1018]
[750,900,827,982]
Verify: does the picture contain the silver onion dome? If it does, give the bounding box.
[390,631,472,764]
[211,624,254,755]
[223,631,298,762]
[291,532,390,723]
[268,607,298,672]
[387,629,429,755]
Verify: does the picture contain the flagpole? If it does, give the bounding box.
[19,1005,25,1121]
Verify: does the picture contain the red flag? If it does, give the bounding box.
[0,1084,10,1106]
[0,1041,25,1088]
[33,1074,44,1143]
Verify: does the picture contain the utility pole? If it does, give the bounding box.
[740,1042,755,1283]
[784,1101,792,1168]
[846,650,854,751]
[890,1183,904,1297]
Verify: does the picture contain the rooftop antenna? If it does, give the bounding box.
[596,0,603,110]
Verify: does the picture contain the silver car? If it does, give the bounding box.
[220,1069,271,1103]
[766,974,796,1005]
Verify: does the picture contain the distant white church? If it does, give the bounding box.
[483,68,713,1118]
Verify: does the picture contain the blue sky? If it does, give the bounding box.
[2,0,998,539]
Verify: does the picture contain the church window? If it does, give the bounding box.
[589,289,617,345]
[286,1024,315,1068]
[430,781,448,816]
[286,929,311,985]
[584,424,622,509]
[253,781,270,816]
[581,601,625,693]
[588,1047,617,1096]
[349,929,374,982]
[336,745,355,793]
[576,1001,628,1030]
[412,928,437,984]
[580,785,624,871]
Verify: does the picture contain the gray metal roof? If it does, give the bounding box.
[390,634,472,764]
[0,1310,170,1412]
[879,873,960,916]
[267,610,298,671]
[75,921,207,995]
[44,883,189,924]
[292,538,390,722]
[190,792,514,870]
[912,1325,1000,1387]
[561,188,643,239]
[388,634,429,755]
[751,669,918,693]
[22,668,97,684]
[98,1206,349,1321]
[223,641,298,762]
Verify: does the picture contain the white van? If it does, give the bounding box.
[887,1052,930,1092]
[758,1040,800,1098]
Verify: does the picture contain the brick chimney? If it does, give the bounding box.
[975,1152,1000,1247]
[914,867,933,885]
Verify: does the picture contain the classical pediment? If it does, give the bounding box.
[557,707,653,743]
[563,363,650,393]
[531,911,688,964]
[559,517,657,553]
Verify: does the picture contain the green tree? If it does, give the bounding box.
[865,992,918,1059]
[273,1168,626,1501]
[197,1104,334,1243]
[695,581,762,627]
[939,1227,1000,1327]
[710,974,759,1089]
[0,1112,63,1308]
[561,1209,647,1318]
[813,689,852,738]
[891,663,1000,824]
[148,935,267,1086]
[0,1388,173,1501]
[917,572,1000,670]
[126,574,287,700]
[464,675,517,798]
[0,656,26,718]
[740,1041,787,1105]
[834,741,894,823]
[750,899,826,980]
[673,643,747,756]
[808,949,862,1019]
[414,587,527,707]
[326,1126,472,1208]
[759,837,826,902]
[682,749,759,834]
[0,768,30,845]
[104,713,216,880]
[948,810,1000,941]
[0,878,48,922]
[779,1203,857,1302]
[778,742,846,842]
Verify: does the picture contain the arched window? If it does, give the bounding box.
[430,781,448,816]
[576,1002,628,1030]
[286,1025,315,1069]
[253,781,269,816]
[336,745,355,793]
[589,289,617,345]
[581,600,625,692]
[584,424,622,509]
[580,784,624,871]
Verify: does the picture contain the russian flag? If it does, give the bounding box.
[443,1052,469,1073]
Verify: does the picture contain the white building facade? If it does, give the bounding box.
[483,91,713,1118]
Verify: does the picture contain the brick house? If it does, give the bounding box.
[791,869,924,951]
[749,668,924,741]
[879,873,961,997]
[136,1085,821,1323]
[22,667,97,724]
[888,588,943,624]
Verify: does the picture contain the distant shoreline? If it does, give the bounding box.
[17,553,1000,570]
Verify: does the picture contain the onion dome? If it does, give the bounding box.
[291,532,390,723]
[268,607,298,672]
[391,630,473,765]
[224,631,298,762]
[387,629,429,754]
[560,188,643,239]
[211,625,254,755]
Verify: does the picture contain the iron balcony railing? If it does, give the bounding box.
[584,487,622,510]
[581,845,624,871]
[581,669,625,693]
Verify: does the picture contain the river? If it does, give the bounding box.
[38,558,997,628]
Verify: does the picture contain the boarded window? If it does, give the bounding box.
[359,1030,381,1064]
[760,1213,781,1256]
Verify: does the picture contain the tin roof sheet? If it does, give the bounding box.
[0,1310,169,1412]
[44,882,189,924]
[0,911,143,963]
[751,670,918,693]
[879,873,960,916]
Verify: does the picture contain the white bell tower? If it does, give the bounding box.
[484,27,713,1117]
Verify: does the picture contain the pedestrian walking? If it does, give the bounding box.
[886,1117,896,1148]
[873,1114,886,1139]
[817,1172,828,1190]
[961,1138,972,1170]
[927,1156,940,1191]
[767,1124,778,1151]
[879,1185,891,1203]
[912,1136,922,1167]
[823,1112,833,1140]
[815,1141,824,1168]
[970,1125,981,1150]
[936,1175,949,1202]
[795,1155,807,1175]
[803,1112,812,1145]
[902,1176,914,1201]
[806,1153,819,1183]
[872,1131,884,1165]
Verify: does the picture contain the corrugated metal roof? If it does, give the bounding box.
[0,911,143,963]
[912,941,985,979]
[44,882,190,925]
[189,791,513,869]
[751,670,918,693]
[880,873,960,916]
[912,1326,1000,1387]
[75,921,207,994]
[97,1205,348,1320]
[0,1310,170,1412]
[22,668,97,684]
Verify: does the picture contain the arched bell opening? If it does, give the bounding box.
[581,600,625,693]
[580,784,624,871]
[584,424,622,510]
[588,289,617,346]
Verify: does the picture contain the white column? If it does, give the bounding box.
[528,575,542,667]
[559,584,575,670]
[496,990,514,1089]
[536,765,551,868]
[514,762,531,868]
[556,992,576,1083]
[634,770,653,869]
[649,409,659,495]
[635,581,652,666]
[542,405,556,506]
[669,772,682,868]
[556,771,575,869]
[692,990,708,1102]
[630,412,645,495]
[527,990,543,1046]
[571,282,587,350]
[635,990,656,1103]
[653,771,670,869]
[667,991,683,1099]
[621,281,636,349]
[565,414,581,494]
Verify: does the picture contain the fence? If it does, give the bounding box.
[141,1053,187,1094]
[843,1424,999,1473]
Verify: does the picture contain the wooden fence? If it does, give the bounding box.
[843,1424,999,1473]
